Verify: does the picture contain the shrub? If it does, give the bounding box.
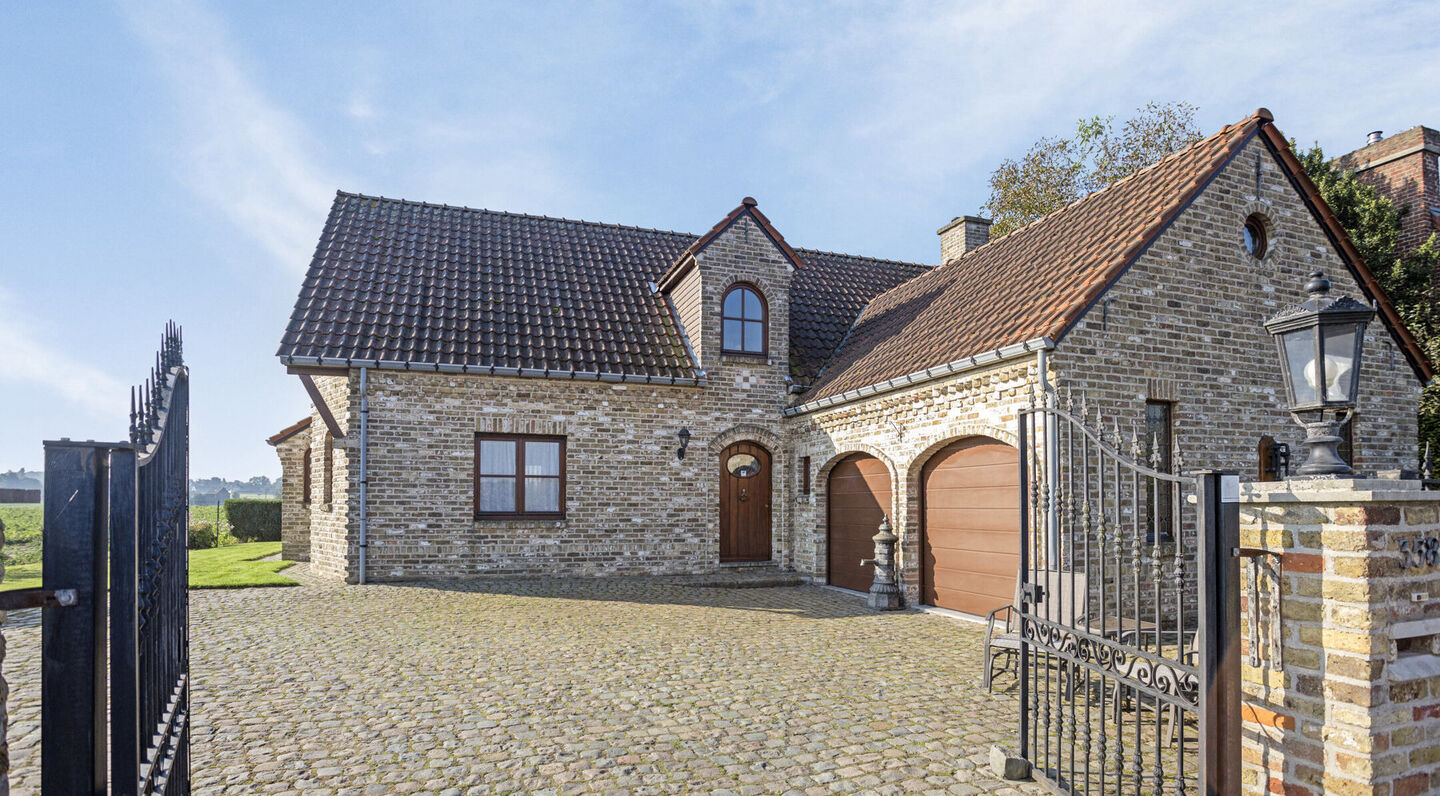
[224,499,281,543]
[189,520,239,549]
[188,520,218,549]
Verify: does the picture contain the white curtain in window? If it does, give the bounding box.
[525,441,560,475]
[479,440,516,475]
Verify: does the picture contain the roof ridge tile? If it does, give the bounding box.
[802,110,1265,404]
[336,190,699,240]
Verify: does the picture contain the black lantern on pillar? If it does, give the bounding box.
[1263,271,1375,475]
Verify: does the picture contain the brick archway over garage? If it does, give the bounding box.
[919,436,1020,615]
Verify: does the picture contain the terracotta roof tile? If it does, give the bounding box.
[266,417,311,446]
[803,112,1266,403]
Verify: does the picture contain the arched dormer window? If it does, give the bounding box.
[722,284,766,355]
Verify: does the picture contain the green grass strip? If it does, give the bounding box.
[188,542,297,589]
[0,542,297,592]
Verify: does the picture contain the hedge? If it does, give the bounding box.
[223,498,281,542]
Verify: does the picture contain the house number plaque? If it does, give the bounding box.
[1399,536,1440,570]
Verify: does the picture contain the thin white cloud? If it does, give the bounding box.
[348,94,377,121]
[0,290,128,422]
[651,0,1440,253]
[118,0,339,271]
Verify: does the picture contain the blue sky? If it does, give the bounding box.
[3,0,1439,479]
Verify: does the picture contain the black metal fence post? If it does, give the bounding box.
[1196,470,1241,796]
[41,441,110,795]
[110,446,141,794]
[1017,411,1031,761]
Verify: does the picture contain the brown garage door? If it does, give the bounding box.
[827,453,892,592]
[921,437,1020,615]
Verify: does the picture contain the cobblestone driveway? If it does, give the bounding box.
[6,570,1044,795]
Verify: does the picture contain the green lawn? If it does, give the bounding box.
[189,542,297,589]
[1,542,296,591]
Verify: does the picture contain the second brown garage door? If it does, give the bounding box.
[921,437,1020,615]
[827,453,892,592]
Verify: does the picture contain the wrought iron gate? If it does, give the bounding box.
[1014,388,1240,794]
[39,324,190,794]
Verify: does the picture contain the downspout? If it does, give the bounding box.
[1036,348,1060,566]
[358,366,369,585]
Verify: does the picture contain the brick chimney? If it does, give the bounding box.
[938,216,991,263]
[1334,126,1440,256]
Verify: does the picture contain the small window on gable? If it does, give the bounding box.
[1243,214,1269,259]
[722,284,766,354]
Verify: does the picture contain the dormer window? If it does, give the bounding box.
[722,284,766,354]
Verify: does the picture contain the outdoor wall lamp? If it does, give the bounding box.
[677,428,691,460]
[1264,271,1374,476]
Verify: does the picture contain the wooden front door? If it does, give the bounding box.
[921,437,1020,615]
[719,441,772,562]
[827,453,892,592]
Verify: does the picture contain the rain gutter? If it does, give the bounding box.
[782,337,1054,417]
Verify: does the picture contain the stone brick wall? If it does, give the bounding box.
[284,145,1424,588]
[1337,127,1440,256]
[305,374,354,580]
[1238,479,1440,795]
[787,359,1037,605]
[784,137,1422,607]
[273,433,311,561]
[302,214,797,581]
[1056,136,1421,478]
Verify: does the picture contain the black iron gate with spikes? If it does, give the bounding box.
[1014,387,1240,795]
[40,323,190,795]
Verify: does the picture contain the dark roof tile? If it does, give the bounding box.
[278,194,928,382]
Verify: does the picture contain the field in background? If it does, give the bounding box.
[189,502,230,527]
[0,503,278,591]
[0,504,43,586]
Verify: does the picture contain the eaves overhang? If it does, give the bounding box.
[782,337,1054,417]
[277,355,709,387]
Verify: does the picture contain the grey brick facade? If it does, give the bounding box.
[274,116,1429,591]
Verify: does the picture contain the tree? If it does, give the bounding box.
[1294,144,1401,278]
[1296,142,1440,463]
[982,102,1203,237]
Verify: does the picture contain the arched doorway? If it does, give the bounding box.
[920,436,1020,614]
[719,441,772,562]
[826,453,892,592]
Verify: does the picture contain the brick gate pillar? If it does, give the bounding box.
[1238,478,1440,795]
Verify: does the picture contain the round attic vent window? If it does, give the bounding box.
[1243,214,1269,259]
[726,453,760,478]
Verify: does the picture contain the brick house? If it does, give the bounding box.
[271,109,1432,611]
[1335,125,1440,256]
